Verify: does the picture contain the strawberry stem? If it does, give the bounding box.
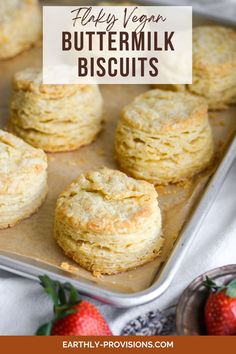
[203,276,236,297]
[36,275,81,335]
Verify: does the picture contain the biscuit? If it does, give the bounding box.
[0,0,41,59]
[153,26,236,110]
[8,68,103,152]
[115,89,214,185]
[54,167,163,275]
[0,129,47,229]
[189,26,236,110]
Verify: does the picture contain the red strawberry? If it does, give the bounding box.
[204,276,236,335]
[52,301,112,336]
[36,275,112,336]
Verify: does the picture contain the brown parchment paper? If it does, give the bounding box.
[0,1,235,294]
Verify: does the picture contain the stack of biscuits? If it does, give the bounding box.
[8,68,103,152]
[0,130,47,229]
[189,26,236,110]
[54,168,163,275]
[3,14,234,275]
[0,0,41,59]
[153,26,236,110]
[115,89,214,185]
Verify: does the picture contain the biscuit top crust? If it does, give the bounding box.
[121,89,208,133]
[193,26,236,77]
[56,168,160,234]
[0,130,47,193]
[0,0,38,24]
[13,68,85,99]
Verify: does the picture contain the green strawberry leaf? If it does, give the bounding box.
[226,279,236,298]
[66,283,80,305]
[53,304,76,321]
[58,283,67,306]
[55,308,77,321]
[203,276,219,291]
[36,322,53,336]
[39,275,60,306]
[37,275,81,332]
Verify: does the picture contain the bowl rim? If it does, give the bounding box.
[176,264,236,335]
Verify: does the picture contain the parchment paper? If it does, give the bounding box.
[0,1,235,294]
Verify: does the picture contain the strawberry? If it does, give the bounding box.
[204,276,236,335]
[36,275,112,336]
[51,301,112,336]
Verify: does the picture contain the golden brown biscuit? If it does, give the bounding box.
[54,167,163,275]
[153,26,236,110]
[0,129,47,229]
[8,68,103,152]
[115,89,214,185]
[0,0,41,59]
[189,26,236,110]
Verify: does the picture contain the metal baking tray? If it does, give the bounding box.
[0,1,235,307]
[0,135,235,307]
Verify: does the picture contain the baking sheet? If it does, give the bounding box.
[0,0,235,296]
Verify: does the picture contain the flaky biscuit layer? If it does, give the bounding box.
[54,168,163,274]
[115,89,214,185]
[0,0,41,59]
[153,26,236,110]
[9,68,103,152]
[0,130,47,228]
[192,26,236,78]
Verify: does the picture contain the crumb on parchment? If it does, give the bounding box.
[60,262,78,273]
[60,262,103,278]
[92,270,103,278]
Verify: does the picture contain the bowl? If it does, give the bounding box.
[176,264,236,335]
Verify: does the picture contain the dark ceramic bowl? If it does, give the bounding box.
[176,264,236,335]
